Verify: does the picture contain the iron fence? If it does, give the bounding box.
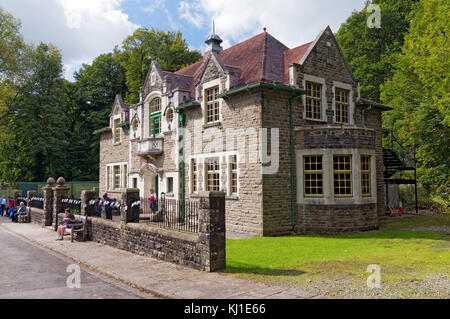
[61,198,82,215]
[139,197,199,233]
[29,194,44,209]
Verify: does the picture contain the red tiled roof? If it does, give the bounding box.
[283,42,313,83]
[174,32,313,96]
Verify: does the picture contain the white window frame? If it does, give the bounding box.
[105,162,128,191]
[143,91,163,138]
[302,74,327,122]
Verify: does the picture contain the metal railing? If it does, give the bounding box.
[29,194,44,209]
[61,198,82,215]
[139,197,199,234]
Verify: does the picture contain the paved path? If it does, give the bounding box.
[0,220,157,299]
[0,217,324,299]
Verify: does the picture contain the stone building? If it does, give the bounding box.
[95,26,392,236]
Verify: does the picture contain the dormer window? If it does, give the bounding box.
[205,86,220,124]
[149,97,161,137]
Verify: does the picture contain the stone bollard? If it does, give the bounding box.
[120,188,140,224]
[81,189,98,216]
[198,191,226,272]
[52,177,69,230]
[43,178,55,226]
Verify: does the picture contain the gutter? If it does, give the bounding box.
[175,102,201,111]
[361,105,372,127]
[93,127,112,135]
[217,82,306,99]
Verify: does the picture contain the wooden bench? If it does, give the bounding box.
[64,216,88,242]
[17,208,31,223]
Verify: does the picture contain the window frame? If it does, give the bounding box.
[229,155,238,195]
[205,157,220,192]
[305,81,323,121]
[113,118,121,144]
[205,86,220,124]
[149,97,162,137]
[333,155,353,198]
[191,158,198,194]
[113,165,121,190]
[361,155,371,197]
[303,155,324,198]
[335,88,350,124]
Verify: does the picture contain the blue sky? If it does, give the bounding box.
[1,0,366,81]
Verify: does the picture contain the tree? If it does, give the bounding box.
[336,0,418,101]
[116,28,201,103]
[381,0,450,198]
[0,43,71,182]
[0,6,25,78]
[71,52,127,180]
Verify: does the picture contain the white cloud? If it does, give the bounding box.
[178,0,365,49]
[0,0,139,80]
[178,1,205,28]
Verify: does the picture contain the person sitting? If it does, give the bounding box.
[11,201,27,223]
[56,208,76,240]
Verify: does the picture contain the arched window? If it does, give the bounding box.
[166,108,174,124]
[149,97,161,136]
[150,97,161,113]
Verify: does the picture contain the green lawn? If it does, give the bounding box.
[223,214,450,299]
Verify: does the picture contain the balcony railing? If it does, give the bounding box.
[137,137,163,156]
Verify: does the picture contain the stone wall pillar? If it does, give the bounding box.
[43,178,55,226]
[120,188,140,223]
[81,189,98,216]
[52,177,69,230]
[198,191,226,272]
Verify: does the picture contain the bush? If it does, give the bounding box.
[399,184,449,213]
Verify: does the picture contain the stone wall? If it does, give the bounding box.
[29,208,46,226]
[57,190,226,272]
[296,203,378,233]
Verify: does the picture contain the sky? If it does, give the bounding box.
[1,0,366,81]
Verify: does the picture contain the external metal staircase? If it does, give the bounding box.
[383,130,418,214]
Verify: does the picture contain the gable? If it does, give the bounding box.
[143,61,164,97]
[300,26,356,82]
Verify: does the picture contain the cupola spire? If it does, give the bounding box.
[205,20,223,52]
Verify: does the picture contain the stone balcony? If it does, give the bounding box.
[137,137,164,156]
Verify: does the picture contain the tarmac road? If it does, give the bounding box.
[0,218,158,299]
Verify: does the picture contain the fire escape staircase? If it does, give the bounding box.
[383,130,418,214]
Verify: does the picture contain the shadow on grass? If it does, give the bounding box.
[221,261,305,277]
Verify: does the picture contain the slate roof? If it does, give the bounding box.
[173,31,313,96]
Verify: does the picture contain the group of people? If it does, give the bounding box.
[0,194,28,222]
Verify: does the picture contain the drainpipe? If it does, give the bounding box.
[178,111,186,219]
[288,91,305,233]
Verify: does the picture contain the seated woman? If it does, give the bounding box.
[56,208,76,240]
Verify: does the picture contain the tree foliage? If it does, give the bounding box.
[116,28,201,103]
[381,0,450,197]
[336,0,419,101]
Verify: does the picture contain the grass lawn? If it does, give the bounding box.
[223,214,450,299]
